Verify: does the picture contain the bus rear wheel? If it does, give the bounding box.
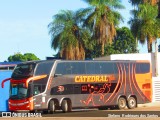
[61,100,72,113]
[127,97,137,109]
[118,97,127,110]
[49,100,55,114]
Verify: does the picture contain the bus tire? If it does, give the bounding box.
[61,100,71,113]
[49,100,55,114]
[118,97,126,110]
[127,97,137,109]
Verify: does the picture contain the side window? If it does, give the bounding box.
[35,62,53,75]
[136,63,150,74]
[85,62,100,74]
[100,62,114,74]
[56,62,86,75]
[141,63,150,73]
[55,63,65,75]
[136,63,141,73]
[65,62,72,74]
[113,63,118,74]
[71,62,86,74]
[55,62,72,75]
[11,86,18,96]
[33,85,41,95]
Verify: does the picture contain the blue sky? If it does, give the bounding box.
[0,0,148,61]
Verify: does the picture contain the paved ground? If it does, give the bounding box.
[138,101,160,108]
[0,102,160,120]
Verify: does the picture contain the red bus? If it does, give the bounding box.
[1,60,152,112]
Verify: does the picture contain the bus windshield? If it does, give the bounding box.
[12,63,36,79]
[10,83,30,100]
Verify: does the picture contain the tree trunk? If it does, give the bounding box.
[147,40,152,53]
[101,43,105,56]
[157,1,160,18]
[136,37,138,50]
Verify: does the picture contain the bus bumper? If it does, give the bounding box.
[8,97,34,111]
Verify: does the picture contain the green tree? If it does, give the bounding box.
[8,53,40,62]
[48,10,91,60]
[82,0,124,56]
[85,42,101,59]
[129,0,160,52]
[129,3,160,52]
[113,27,138,53]
[8,53,26,62]
[24,53,40,61]
[86,27,138,59]
[129,0,158,6]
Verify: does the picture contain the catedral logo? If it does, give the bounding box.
[75,76,109,83]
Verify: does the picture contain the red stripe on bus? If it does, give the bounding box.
[132,63,145,101]
[104,63,120,103]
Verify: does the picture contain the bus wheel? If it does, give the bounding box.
[127,97,137,109]
[49,100,55,114]
[61,100,71,113]
[118,97,126,110]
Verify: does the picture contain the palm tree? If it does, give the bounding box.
[82,0,124,56]
[48,10,91,60]
[129,3,159,52]
[129,0,158,5]
[130,0,160,17]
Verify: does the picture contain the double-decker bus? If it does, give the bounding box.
[1,60,152,112]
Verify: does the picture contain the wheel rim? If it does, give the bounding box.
[49,101,55,113]
[129,98,136,108]
[65,102,68,111]
[52,104,55,111]
[120,99,125,108]
[62,100,68,112]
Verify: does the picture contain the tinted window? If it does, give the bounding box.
[35,62,53,75]
[65,62,72,74]
[55,62,86,75]
[136,63,150,74]
[71,62,86,74]
[33,84,46,95]
[113,63,118,74]
[85,62,100,74]
[55,62,65,75]
[55,62,72,75]
[100,62,114,74]
[55,61,118,75]
[12,63,35,79]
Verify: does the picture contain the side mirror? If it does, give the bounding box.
[1,78,11,88]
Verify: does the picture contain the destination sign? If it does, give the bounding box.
[75,76,109,83]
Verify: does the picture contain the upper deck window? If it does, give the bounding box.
[11,63,35,79]
[34,62,54,76]
[55,61,118,75]
[136,63,150,74]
